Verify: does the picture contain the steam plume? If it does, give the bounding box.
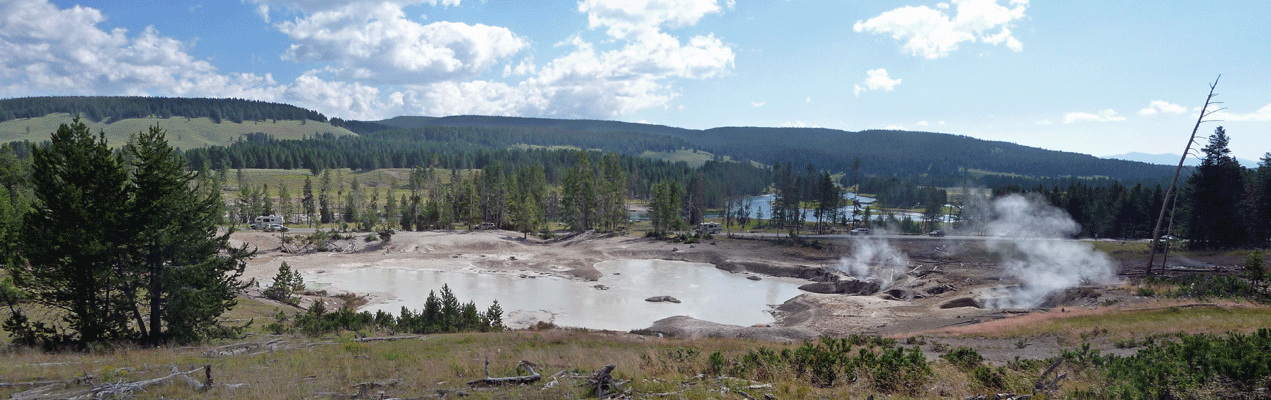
[834,236,909,289]
[972,193,1117,309]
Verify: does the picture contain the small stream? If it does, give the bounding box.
[303,259,805,331]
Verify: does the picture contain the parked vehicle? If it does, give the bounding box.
[472,222,496,230]
[929,230,945,237]
[251,215,284,229]
[694,222,722,235]
[850,228,870,236]
[264,224,289,232]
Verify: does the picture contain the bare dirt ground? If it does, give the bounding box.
[230,230,1248,362]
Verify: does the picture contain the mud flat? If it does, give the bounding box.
[235,230,1133,349]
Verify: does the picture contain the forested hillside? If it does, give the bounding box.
[0,96,327,124]
[0,97,1177,184]
[386,115,1176,182]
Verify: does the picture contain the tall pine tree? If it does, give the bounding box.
[11,117,133,347]
[1183,127,1246,249]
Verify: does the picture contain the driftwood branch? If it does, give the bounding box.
[1034,358,1066,394]
[586,365,618,398]
[353,334,426,343]
[466,360,541,387]
[8,365,243,400]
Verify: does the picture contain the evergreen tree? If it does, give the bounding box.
[11,117,132,346]
[278,182,293,223]
[124,125,254,343]
[319,169,333,224]
[1183,127,1246,249]
[302,175,316,227]
[1252,153,1271,245]
[561,151,596,231]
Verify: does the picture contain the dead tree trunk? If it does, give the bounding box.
[1148,75,1224,276]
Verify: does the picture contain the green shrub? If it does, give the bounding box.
[972,365,1006,390]
[263,262,305,305]
[941,347,984,370]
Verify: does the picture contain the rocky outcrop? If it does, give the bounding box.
[645,295,681,303]
[797,277,881,295]
[642,315,817,342]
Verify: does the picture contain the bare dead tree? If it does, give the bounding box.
[1147,75,1225,276]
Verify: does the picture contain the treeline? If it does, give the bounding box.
[280,284,505,336]
[0,96,328,124]
[183,125,691,172]
[2,118,249,349]
[672,127,1177,181]
[997,181,1165,239]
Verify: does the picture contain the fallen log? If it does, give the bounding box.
[353,334,426,343]
[586,365,618,398]
[466,359,541,387]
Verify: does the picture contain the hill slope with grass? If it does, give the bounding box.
[0,97,1174,181]
[0,113,356,150]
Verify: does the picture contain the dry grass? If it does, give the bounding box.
[938,300,1271,342]
[0,311,1074,400]
[0,114,356,150]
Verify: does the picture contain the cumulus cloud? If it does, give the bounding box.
[0,0,235,96]
[251,0,460,15]
[2,0,734,122]
[274,2,527,84]
[750,101,764,108]
[853,68,901,96]
[1210,104,1271,122]
[1063,109,1125,123]
[0,0,405,120]
[854,0,1027,59]
[577,0,722,39]
[1138,100,1187,115]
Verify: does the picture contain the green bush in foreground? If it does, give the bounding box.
[705,336,930,395]
[1066,328,1271,399]
[278,284,504,336]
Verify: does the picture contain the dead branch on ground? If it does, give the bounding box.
[466,358,541,387]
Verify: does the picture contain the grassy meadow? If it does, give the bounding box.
[0,114,356,150]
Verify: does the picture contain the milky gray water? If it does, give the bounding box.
[302,259,805,331]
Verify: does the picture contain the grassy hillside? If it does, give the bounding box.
[638,149,732,168]
[0,113,357,150]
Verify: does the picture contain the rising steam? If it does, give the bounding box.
[971,193,1118,309]
[834,236,909,289]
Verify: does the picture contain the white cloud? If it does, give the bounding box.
[750,101,765,108]
[805,96,811,103]
[854,0,1027,59]
[782,121,809,127]
[884,124,905,130]
[1064,109,1125,123]
[1138,100,1188,115]
[1211,104,1271,122]
[853,68,901,96]
[916,120,929,127]
[275,2,527,84]
[250,0,460,15]
[1,0,733,122]
[577,0,722,39]
[256,4,271,22]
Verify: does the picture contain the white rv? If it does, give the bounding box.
[251,215,285,229]
[695,222,722,235]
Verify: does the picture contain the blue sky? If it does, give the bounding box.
[3,0,1270,161]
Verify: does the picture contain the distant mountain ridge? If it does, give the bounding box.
[1103,152,1258,167]
[0,96,1177,182]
